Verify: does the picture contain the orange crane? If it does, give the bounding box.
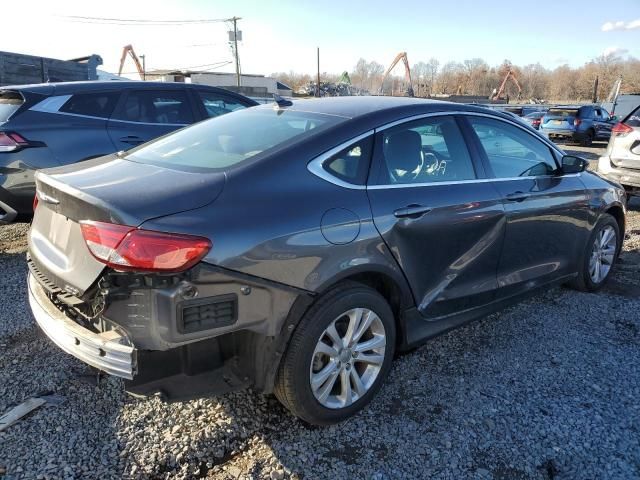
[490,69,521,101]
[118,44,145,80]
[379,52,414,97]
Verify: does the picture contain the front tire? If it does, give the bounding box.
[274,282,396,425]
[569,214,620,292]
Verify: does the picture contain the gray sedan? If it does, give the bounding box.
[27,97,625,424]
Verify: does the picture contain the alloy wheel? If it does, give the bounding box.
[589,225,617,283]
[309,308,386,409]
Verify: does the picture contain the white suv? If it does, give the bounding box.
[598,104,640,198]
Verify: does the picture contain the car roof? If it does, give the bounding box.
[1,80,252,99]
[253,96,502,120]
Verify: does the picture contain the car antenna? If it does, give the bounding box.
[273,93,293,108]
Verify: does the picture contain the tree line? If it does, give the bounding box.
[272,52,640,102]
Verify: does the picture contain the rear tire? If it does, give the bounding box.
[580,130,594,147]
[274,282,396,425]
[568,214,620,292]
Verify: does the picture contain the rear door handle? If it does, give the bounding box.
[394,205,433,219]
[119,136,144,145]
[505,191,531,202]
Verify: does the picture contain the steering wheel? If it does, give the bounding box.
[389,152,425,183]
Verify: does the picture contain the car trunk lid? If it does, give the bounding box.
[543,109,578,130]
[29,155,225,295]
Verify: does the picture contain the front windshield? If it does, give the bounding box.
[126,107,345,171]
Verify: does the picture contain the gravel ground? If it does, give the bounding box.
[1,147,639,479]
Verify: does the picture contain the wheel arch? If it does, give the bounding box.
[259,266,415,394]
[605,203,625,241]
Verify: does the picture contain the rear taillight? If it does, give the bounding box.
[533,119,541,126]
[611,122,633,137]
[0,132,29,152]
[80,221,211,273]
[573,118,582,127]
[33,193,39,212]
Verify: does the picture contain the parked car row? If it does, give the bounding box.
[0,81,257,223]
[25,95,626,425]
[485,104,622,146]
[540,105,616,146]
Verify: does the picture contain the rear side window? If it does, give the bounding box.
[323,137,373,185]
[114,90,194,124]
[626,105,640,127]
[0,91,23,122]
[469,117,557,177]
[126,108,344,172]
[377,116,476,185]
[197,91,248,118]
[59,92,120,119]
[546,109,579,118]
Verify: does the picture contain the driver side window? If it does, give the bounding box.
[378,116,476,185]
[468,117,557,178]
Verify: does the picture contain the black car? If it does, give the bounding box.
[27,97,626,425]
[0,81,257,223]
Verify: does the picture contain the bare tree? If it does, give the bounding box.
[339,54,640,101]
[411,61,429,96]
[426,58,439,96]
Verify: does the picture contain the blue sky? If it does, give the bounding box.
[4,0,640,78]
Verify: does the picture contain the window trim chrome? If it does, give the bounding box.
[307,110,574,190]
[366,173,581,190]
[374,110,565,157]
[370,110,567,189]
[306,130,374,190]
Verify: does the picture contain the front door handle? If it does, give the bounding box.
[394,205,433,219]
[505,191,531,202]
[119,136,144,145]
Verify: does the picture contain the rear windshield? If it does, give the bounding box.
[625,105,640,127]
[525,111,544,118]
[546,109,578,118]
[0,91,23,123]
[126,108,345,172]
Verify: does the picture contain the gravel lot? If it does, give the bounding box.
[1,145,639,479]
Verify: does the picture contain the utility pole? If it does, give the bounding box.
[316,47,320,97]
[140,54,146,81]
[231,16,242,87]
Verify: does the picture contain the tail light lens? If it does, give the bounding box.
[611,122,633,137]
[80,221,211,272]
[532,119,541,126]
[33,193,39,212]
[0,132,29,152]
[574,118,582,127]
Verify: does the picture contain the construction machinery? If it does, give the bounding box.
[118,45,145,80]
[490,69,521,102]
[379,52,414,97]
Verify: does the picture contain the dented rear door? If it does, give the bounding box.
[367,114,505,319]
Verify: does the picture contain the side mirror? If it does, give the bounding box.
[561,155,588,174]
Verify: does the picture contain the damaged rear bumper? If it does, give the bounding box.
[28,273,136,379]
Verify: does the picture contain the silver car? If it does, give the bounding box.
[598,104,640,198]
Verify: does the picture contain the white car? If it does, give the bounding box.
[597,104,640,199]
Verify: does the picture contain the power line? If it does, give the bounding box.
[119,60,233,75]
[60,15,232,25]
